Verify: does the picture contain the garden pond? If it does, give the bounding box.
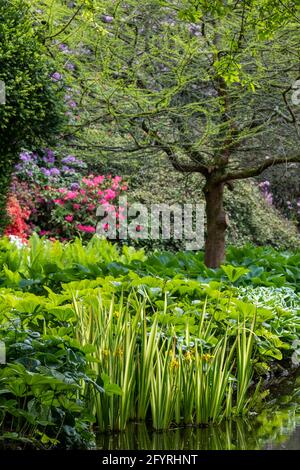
[97,373,300,450]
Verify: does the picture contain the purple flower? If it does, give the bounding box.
[15,163,23,171]
[265,193,273,206]
[80,47,92,55]
[43,156,55,164]
[103,15,114,23]
[46,148,55,158]
[50,167,60,176]
[62,166,75,174]
[189,24,201,36]
[71,182,80,190]
[40,167,51,177]
[19,151,32,162]
[65,62,75,71]
[51,72,62,82]
[59,43,71,53]
[259,180,273,205]
[42,149,55,164]
[62,155,76,164]
[259,180,270,190]
[68,100,77,108]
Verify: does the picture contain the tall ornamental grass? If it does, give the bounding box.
[73,291,257,431]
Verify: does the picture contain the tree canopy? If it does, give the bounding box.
[55,0,300,265]
[1,0,300,264]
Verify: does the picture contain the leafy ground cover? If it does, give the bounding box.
[0,237,299,448]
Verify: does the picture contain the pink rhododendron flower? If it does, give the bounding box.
[66,191,78,200]
[93,175,105,185]
[113,176,122,184]
[112,175,122,189]
[77,224,96,233]
[82,177,94,187]
[20,171,128,242]
[104,189,116,200]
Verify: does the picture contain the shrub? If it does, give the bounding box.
[7,154,128,241]
[258,164,300,229]
[0,0,65,232]
[4,195,31,242]
[13,149,87,187]
[45,174,127,240]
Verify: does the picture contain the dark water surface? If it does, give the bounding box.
[97,374,300,450]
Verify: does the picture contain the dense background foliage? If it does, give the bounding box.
[0,0,66,231]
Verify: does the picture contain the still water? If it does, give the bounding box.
[97,375,300,450]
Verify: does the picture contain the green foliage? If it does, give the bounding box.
[221,265,249,284]
[108,157,299,251]
[0,325,96,449]
[258,166,300,228]
[1,235,299,293]
[0,236,299,438]
[224,181,300,249]
[0,0,65,231]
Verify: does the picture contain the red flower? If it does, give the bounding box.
[5,195,31,241]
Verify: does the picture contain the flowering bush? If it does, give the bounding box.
[14,149,87,186]
[4,195,31,242]
[45,175,127,240]
[259,179,300,228]
[9,175,51,234]
[6,149,128,242]
[258,181,273,206]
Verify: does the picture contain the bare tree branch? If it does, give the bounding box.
[221,154,300,182]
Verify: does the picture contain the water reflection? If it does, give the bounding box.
[97,376,300,450]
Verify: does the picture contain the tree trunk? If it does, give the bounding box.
[204,181,228,268]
